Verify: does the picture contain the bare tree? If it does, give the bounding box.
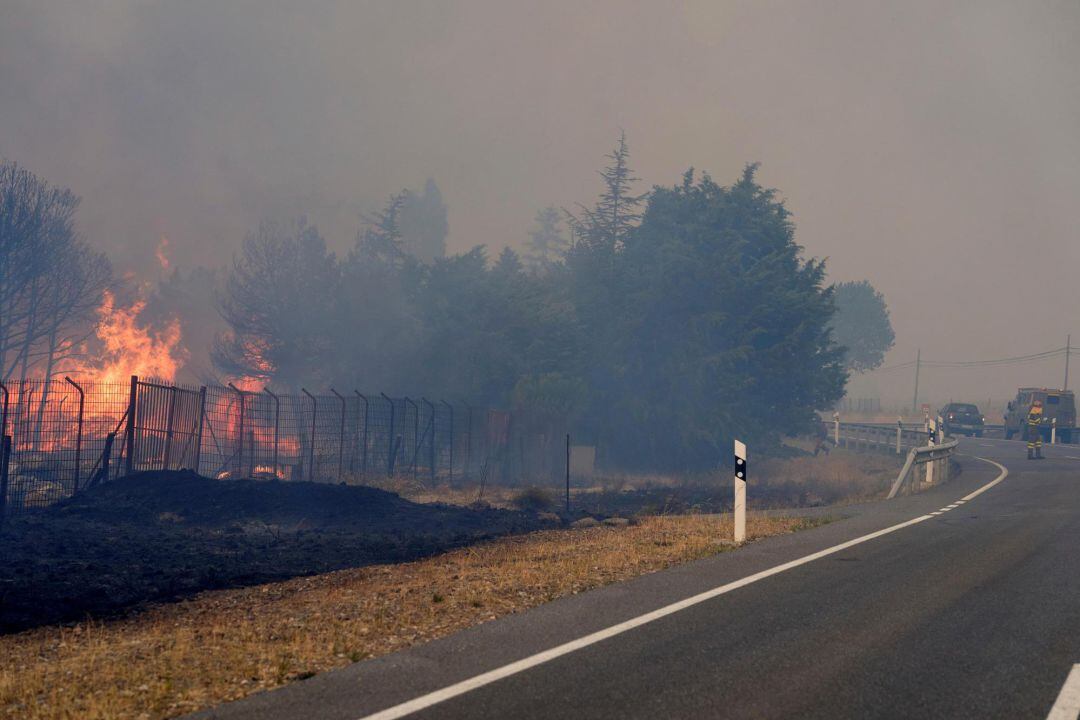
[0,159,112,380]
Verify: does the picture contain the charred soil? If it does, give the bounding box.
[0,471,546,633]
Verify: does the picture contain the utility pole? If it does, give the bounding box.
[911,348,921,420]
[1065,334,1071,392]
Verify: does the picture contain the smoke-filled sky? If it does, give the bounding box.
[2,0,1078,406]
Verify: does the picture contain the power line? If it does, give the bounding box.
[868,345,1069,373]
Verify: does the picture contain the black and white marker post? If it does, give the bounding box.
[734,439,747,543]
[926,417,937,484]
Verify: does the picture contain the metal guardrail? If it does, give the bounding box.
[832,421,960,499]
[887,438,960,499]
[834,422,929,455]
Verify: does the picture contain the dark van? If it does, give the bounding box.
[1004,388,1076,443]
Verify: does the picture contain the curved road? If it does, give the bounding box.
[196,437,1080,720]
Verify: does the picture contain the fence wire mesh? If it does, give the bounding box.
[0,376,542,518]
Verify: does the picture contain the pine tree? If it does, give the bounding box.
[566,130,647,253]
[356,192,409,267]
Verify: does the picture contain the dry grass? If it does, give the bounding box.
[0,513,821,720]
[356,450,900,513]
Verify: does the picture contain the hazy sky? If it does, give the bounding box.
[2,0,1078,405]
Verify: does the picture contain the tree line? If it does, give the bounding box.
[213,135,862,470]
[0,136,895,472]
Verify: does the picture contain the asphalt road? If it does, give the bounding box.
[195,437,1080,720]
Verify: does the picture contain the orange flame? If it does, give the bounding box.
[69,290,187,383]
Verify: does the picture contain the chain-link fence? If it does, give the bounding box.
[0,376,550,519]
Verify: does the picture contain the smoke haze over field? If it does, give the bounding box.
[2,0,1078,404]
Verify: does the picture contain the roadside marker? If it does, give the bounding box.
[734,439,747,543]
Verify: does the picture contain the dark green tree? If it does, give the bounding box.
[831,280,895,372]
[606,165,847,469]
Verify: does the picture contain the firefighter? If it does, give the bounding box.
[1026,400,1044,460]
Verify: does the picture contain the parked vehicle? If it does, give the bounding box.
[939,403,984,437]
[1004,389,1076,443]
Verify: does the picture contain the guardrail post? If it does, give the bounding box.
[1051,418,1057,445]
[896,418,902,455]
[833,412,840,445]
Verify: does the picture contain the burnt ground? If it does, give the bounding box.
[0,471,547,633]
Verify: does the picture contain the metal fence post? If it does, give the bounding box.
[355,392,369,475]
[331,389,346,481]
[463,401,473,477]
[228,383,245,478]
[161,385,178,471]
[125,375,138,476]
[0,435,11,530]
[381,392,395,476]
[64,377,85,491]
[263,388,279,479]
[0,381,8,443]
[0,433,10,528]
[194,386,207,474]
[404,397,419,481]
[422,397,435,484]
[302,389,317,482]
[441,400,453,483]
[565,433,571,514]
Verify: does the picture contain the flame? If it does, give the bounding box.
[69,289,188,383]
[156,235,171,272]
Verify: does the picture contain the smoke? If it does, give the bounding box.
[2,0,1078,402]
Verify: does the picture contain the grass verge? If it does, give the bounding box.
[0,512,824,720]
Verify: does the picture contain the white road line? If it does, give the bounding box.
[1047,664,1080,720]
[356,457,1011,720]
[961,457,1009,502]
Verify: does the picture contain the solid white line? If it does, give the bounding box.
[961,457,1008,502]
[1047,664,1080,720]
[356,458,1010,720]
